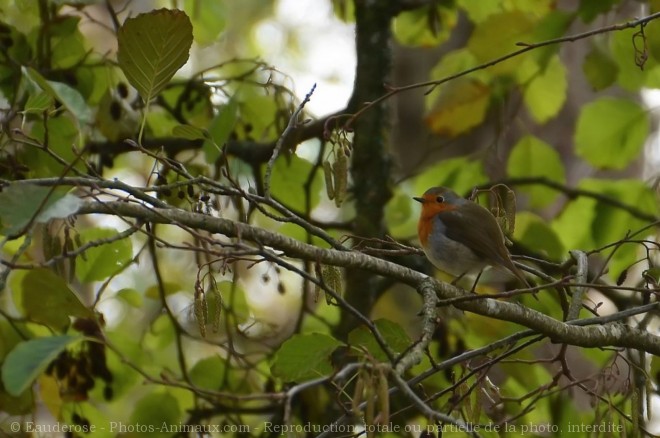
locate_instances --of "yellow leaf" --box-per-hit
[425,79,490,137]
[39,375,62,417]
[467,11,536,74]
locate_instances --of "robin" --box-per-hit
[414,186,530,288]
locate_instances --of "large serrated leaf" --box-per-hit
[117,9,193,103]
[2,335,82,396]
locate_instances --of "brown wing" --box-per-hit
[438,203,516,270]
[440,203,530,286]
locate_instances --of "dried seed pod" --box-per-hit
[321,265,343,304]
[377,369,390,425]
[333,148,348,208]
[194,289,208,338]
[323,160,335,200]
[352,372,365,418]
[503,186,517,237]
[211,285,222,334]
[364,372,375,437]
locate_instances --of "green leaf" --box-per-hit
[580,179,659,279]
[238,89,279,140]
[551,179,658,280]
[651,354,660,384]
[145,282,183,299]
[266,155,323,212]
[467,11,535,73]
[172,124,208,141]
[523,12,573,67]
[646,18,660,63]
[51,23,86,69]
[393,6,457,47]
[429,49,490,85]
[608,28,660,91]
[348,319,411,362]
[23,91,53,114]
[455,0,502,22]
[22,269,92,330]
[189,356,225,389]
[144,314,176,350]
[129,391,181,438]
[551,197,596,252]
[574,98,649,170]
[0,386,33,415]
[22,67,93,123]
[579,179,657,245]
[507,135,565,208]
[271,333,343,382]
[413,157,487,197]
[582,46,618,91]
[425,79,490,137]
[203,98,238,162]
[116,288,143,308]
[51,82,93,124]
[500,359,553,397]
[385,189,416,239]
[183,0,226,45]
[75,228,133,283]
[28,116,83,175]
[1,335,82,396]
[523,55,567,123]
[514,212,565,260]
[0,185,82,236]
[578,0,618,23]
[117,9,193,103]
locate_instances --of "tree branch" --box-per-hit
[482,177,659,223]
[86,111,335,166]
[75,201,660,356]
[345,11,660,127]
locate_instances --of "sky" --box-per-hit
[253,0,355,116]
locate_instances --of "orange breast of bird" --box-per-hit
[417,195,456,249]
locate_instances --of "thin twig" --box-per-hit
[264,83,317,198]
[345,11,660,128]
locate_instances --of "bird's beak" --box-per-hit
[413,196,424,203]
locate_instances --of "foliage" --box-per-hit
[0,1,658,437]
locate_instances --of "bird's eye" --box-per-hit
[436,196,444,203]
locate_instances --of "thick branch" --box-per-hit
[86,116,332,165]
[340,0,396,335]
[75,201,660,355]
